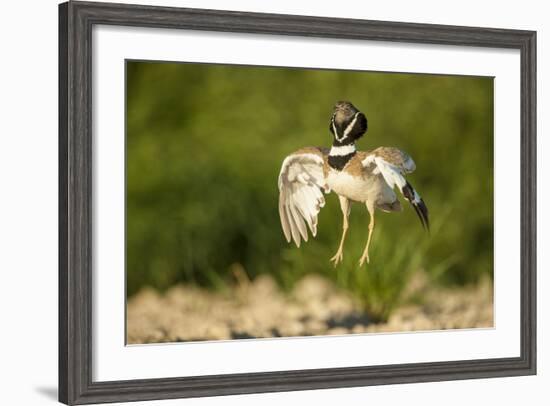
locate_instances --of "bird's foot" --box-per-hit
[330,249,344,267]
[358,253,370,267]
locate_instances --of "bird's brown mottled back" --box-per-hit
[371,147,414,171]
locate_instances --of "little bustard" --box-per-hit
[278,101,429,266]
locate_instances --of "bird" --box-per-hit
[277,101,429,267]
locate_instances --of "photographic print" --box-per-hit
[59,4,536,403]
[125,61,494,344]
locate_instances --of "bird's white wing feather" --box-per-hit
[362,148,429,230]
[361,148,415,190]
[278,150,327,247]
[373,156,407,189]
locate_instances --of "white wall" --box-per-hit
[0,0,546,405]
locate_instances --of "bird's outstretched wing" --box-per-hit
[278,147,329,247]
[362,147,429,230]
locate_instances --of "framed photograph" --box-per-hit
[59,1,536,404]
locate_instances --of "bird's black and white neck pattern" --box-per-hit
[327,104,367,171]
[328,142,356,171]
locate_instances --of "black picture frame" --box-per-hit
[59,1,537,404]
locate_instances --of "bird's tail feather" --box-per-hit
[401,181,429,232]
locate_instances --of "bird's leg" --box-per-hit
[359,204,375,266]
[330,196,350,267]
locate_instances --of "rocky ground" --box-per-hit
[127,274,493,344]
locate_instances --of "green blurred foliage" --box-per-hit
[126,61,493,316]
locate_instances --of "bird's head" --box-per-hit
[329,101,368,145]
